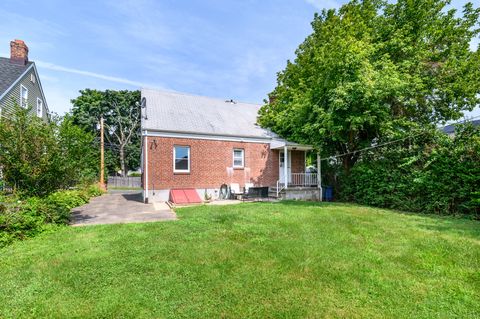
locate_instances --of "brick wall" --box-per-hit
[291,150,305,174]
[144,136,305,191]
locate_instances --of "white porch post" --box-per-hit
[284,145,288,189]
[317,152,323,201]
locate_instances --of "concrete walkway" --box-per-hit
[71,191,176,226]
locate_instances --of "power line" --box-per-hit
[320,115,480,161]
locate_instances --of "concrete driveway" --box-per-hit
[71,191,176,226]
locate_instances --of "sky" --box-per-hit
[0,0,479,118]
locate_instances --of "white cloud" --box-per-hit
[305,0,341,10]
[35,60,164,89]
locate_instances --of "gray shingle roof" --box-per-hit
[141,88,278,139]
[0,57,33,97]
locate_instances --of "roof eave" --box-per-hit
[0,63,34,101]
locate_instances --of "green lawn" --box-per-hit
[1,202,479,318]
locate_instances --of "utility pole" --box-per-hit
[99,117,106,191]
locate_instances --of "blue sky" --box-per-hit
[0,0,478,118]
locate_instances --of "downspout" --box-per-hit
[144,130,149,203]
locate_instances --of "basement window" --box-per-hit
[174,145,190,173]
[233,149,244,168]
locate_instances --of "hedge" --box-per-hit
[340,124,480,217]
[0,185,104,247]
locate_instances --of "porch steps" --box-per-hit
[269,187,283,199]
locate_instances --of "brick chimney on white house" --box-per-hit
[10,39,29,65]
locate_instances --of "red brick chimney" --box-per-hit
[10,39,29,65]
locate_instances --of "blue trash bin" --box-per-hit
[324,186,333,202]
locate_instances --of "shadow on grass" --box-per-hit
[253,200,480,240]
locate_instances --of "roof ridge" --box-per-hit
[141,87,262,106]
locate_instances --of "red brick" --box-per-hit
[143,136,305,190]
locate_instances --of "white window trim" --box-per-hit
[173,145,190,173]
[36,98,43,117]
[20,85,28,108]
[233,148,245,168]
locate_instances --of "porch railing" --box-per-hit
[276,173,318,197]
[290,173,318,187]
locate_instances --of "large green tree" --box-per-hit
[0,105,96,196]
[71,89,141,176]
[258,0,480,173]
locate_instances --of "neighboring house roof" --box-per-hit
[443,119,480,134]
[0,57,33,97]
[141,88,277,139]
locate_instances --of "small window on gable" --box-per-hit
[36,98,43,117]
[30,73,36,84]
[20,85,28,108]
[174,145,190,173]
[233,149,244,168]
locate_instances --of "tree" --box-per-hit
[0,105,96,196]
[71,89,141,176]
[57,114,98,186]
[258,0,480,173]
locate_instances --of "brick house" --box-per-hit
[140,89,321,203]
[0,39,49,121]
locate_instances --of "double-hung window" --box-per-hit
[174,145,190,173]
[36,98,43,117]
[20,85,28,108]
[233,149,244,168]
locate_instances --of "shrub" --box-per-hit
[339,125,480,217]
[0,185,104,247]
[0,106,97,197]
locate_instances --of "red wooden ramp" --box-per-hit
[169,188,202,204]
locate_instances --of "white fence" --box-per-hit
[107,176,141,188]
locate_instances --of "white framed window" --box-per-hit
[233,148,244,168]
[36,98,43,117]
[20,85,28,108]
[174,145,190,173]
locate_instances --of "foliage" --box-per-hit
[0,106,60,195]
[0,185,104,247]
[57,114,98,187]
[71,89,141,176]
[0,106,97,196]
[1,202,479,317]
[340,124,480,216]
[258,0,480,172]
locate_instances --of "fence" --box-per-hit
[107,176,142,189]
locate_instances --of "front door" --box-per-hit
[279,150,291,185]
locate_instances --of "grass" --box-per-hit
[0,202,479,318]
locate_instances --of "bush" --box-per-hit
[0,106,98,197]
[339,124,480,217]
[0,185,105,247]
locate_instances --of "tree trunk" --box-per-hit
[342,153,359,176]
[120,145,126,177]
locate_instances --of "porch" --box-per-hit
[270,140,322,200]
